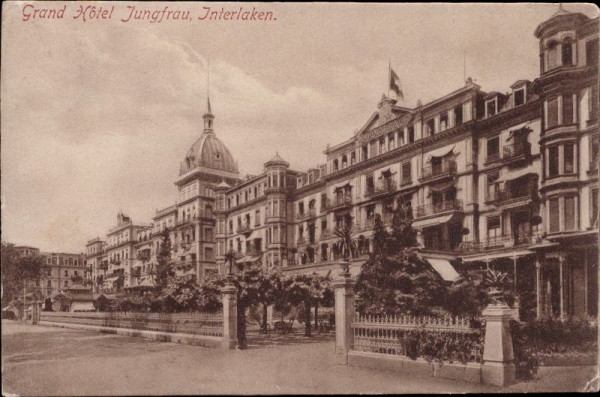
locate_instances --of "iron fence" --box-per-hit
[351,313,483,364]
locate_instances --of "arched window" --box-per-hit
[547,40,559,70]
[562,37,574,66]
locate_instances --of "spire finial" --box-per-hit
[203,58,215,133]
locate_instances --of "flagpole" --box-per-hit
[388,59,391,98]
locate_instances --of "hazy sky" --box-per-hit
[1,2,598,252]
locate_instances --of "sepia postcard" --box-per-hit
[1,1,599,395]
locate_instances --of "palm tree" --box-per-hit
[334,218,358,273]
[224,250,237,276]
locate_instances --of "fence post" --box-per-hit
[481,301,516,386]
[220,278,238,350]
[332,261,356,364]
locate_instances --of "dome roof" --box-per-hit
[180,132,238,175]
[179,98,239,176]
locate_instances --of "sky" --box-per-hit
[1,2,598,253]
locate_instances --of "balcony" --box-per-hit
[245,247,263,257]
[485,185,535,206]
[328,196,353,211]
[503,142,531,161]
[319,228,334,240]
[365,180,397,198]
[415,200,463,218]
[422,239,460,252]
[419,160,457,182]
[297,209,317,221]
[457,232,543,253]
[237,223,252,235]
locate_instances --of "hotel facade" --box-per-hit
[86,8,598,320]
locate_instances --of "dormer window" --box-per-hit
[562,37,574,66]
[486,98,497,118]
[514,88,526,107]
[350,152,356,165]
[333,159,339,172]
[341,155,348,169]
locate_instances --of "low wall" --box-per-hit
[40,311,224,348]
[348,351,482,384]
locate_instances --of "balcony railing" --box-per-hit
[503,142,531,160]
[456,232,543,253]
[485,186,534,204]
[329,196,353,210]
[319,228,334,240]
[237,223,252,235]
[419,160,456,182]
[297,209,317,221]
[297,237,307,246]
[359,218,375,230]
[422,239,459,252]
[365,180,397,198]
[415,200,463,218]
[245,247,263,256]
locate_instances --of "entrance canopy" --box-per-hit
[426,258,460,282]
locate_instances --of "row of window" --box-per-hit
[544,36,598,73]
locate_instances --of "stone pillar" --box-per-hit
[221,280,238,350]
[481,303,516,386]
[332,262,356,365]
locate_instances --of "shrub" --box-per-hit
[510,318,598,380]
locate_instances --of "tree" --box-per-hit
[334,216,358,262]
[155,229,175,290]
[283,272,330,336]
[354,211,448,316]
[1,242,44,308]
[256,268,284,331]
[159,274,201,313]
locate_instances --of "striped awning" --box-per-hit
[426,258,460,282]
[412,213,455,229]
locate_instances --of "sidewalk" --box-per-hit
[2,320,597,395]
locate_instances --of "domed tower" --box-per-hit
[173,97,241,282]
[264,153,290,270]
[532,5,598,320]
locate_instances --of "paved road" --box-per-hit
[1,320,597,395]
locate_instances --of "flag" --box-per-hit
[389,67,403,100]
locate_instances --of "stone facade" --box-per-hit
[85,7,598,320]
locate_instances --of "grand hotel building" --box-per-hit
[86,8,598,321]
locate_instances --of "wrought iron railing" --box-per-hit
[485,186,534,203]
[415,200,463,217]
[329,196,353,210]
[503,142,531,159]
[420,160,457,181]
[297,209,317,221]
[319,228,334,240]
[351,313,483,364]
[365,180,397,197]
[237,223,252,234]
